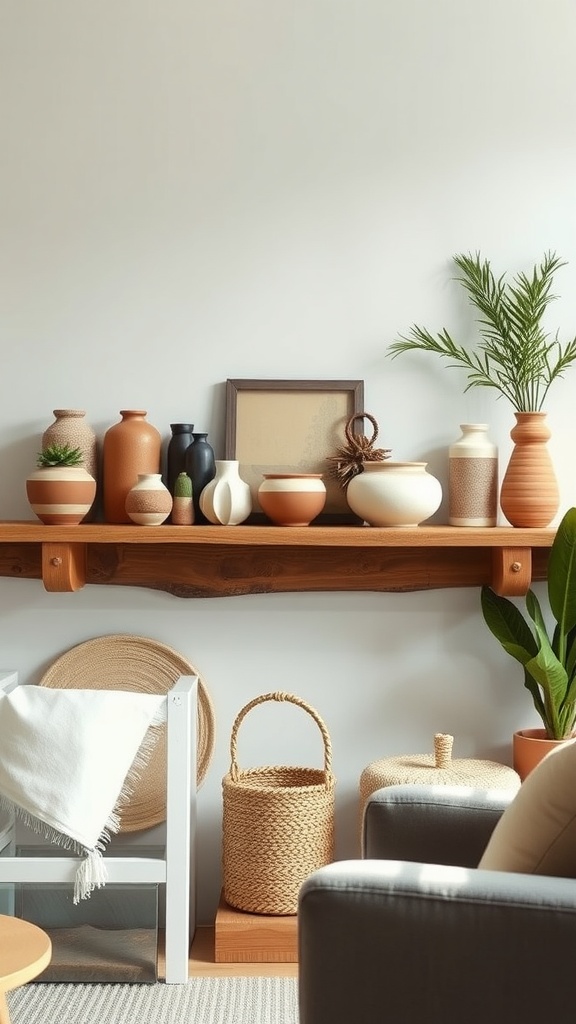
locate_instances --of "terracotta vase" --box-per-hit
[125,473,172,526]
[346,462,442,527]
[199,460,252,526]
[512,728,569,781]
[258,474,326,526]
[103,410,162,524]
[26,466,97,525]
[500,412,559,528]
[171,472,194,526]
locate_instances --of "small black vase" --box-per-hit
[166,423,194,498]
[185,432,216,524]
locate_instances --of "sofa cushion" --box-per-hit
[478,738,576,876]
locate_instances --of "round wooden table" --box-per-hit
[0,915,51,1024]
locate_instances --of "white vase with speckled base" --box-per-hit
[449,423,498,527]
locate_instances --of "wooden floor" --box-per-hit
[159,927,298,979]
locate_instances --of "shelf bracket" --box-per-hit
[491,546,532,597]
[41,543,87,593]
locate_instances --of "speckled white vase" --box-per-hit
[346,462,442,527]
[199,460,252,526]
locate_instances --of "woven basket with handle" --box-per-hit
[222,691,336,915]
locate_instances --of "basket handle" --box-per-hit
[229,691,333,783]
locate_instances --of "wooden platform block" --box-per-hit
[214,894,298,963]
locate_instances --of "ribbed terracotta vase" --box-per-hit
[103,410,162,524]
[500,412,559,528]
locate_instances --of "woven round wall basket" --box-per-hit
[359,733,520,845]
[39,634,216,833]
[222,691,336,916]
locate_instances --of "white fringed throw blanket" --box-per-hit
[0,685,166,902]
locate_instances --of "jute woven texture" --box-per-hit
[39,634,216,832]
[222,691,335,915]
[358,733,520,846]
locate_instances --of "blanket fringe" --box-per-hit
[74,847,108,904]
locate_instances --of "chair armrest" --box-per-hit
[298,859,576,1024]
[363,783,516,866]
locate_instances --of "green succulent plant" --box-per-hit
[388,251,576,412]
[37,443,84,468]
[481,506,576,740]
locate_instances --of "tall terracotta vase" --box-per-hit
[500,412,559,528]
[103,410,162,524]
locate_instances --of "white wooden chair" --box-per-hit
[0,670,196,984]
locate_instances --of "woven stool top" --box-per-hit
[360,733,520,791]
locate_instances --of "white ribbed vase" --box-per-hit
[199,460,252,526]
[346,462,442,527]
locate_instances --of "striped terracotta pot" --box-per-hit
[26,467,97,525]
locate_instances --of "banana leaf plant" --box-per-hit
[481,506,576,739]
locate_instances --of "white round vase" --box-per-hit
[346,462,442,527]
[125,473,172,526]
[199,460,252,526]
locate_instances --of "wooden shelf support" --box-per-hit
[41,542,87,593]
[491,547,533,597]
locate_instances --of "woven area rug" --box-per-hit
[8,977,299,1024]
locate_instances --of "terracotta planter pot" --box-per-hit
[26,467,97,525]
[500,412,559,527]
[512,728,570,781]
[258,474,326,527]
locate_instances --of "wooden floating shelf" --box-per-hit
[0,520,554,598]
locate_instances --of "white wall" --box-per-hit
[1,0,576,923]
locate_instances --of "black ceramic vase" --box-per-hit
[185,432,216,524]
[166,423,194,498]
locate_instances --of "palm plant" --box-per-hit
[481,506,576,740]
[388,251,576,411]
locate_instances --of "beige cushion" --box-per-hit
[479,738,576,876]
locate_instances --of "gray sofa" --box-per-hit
[298,783,576,1024]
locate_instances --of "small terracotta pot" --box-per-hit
[512,728,570,781]
[258,474,326,527]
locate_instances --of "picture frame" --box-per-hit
[225,378,365,524]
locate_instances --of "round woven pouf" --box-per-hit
[358,733,520,849]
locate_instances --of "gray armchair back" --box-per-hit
[298,784,576,1024]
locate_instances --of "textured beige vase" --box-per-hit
[42,409,98,481]
[500,412,559,527]
[512,728,569,781]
